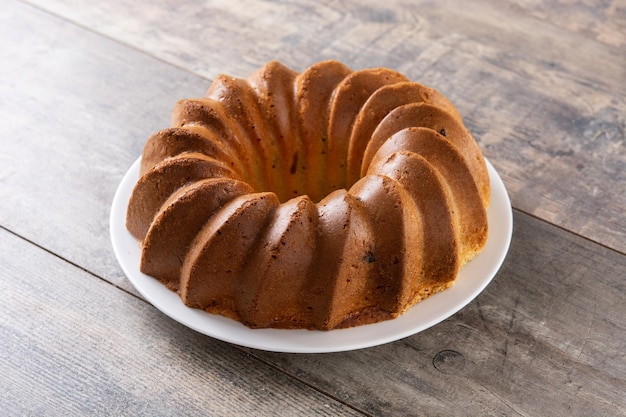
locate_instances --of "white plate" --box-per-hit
[111,157,512,353]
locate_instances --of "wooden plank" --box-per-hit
[0,227,364,416]
[0,1,210,293]
[395,0,626,256]
[24,0,626,253]
[246,211,626,416]
[496,0,626,48]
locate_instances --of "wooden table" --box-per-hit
[2,0,625,415]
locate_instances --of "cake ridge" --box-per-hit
[295,60,352,203]
[139,128,235,175]
[236,194,318,328]
[346,81,461,186]
[127,152,237,240]
[364,102,490,205]
[247,61,302,202]
[205,75,275,195]
[140,177,255,290]
[368,150,460,289]
[304,189,379,329]
[179,192,280,316]
[370,127,488,262]
[172,98,258,187]
[347,173,424,317]
[326,67,408,192]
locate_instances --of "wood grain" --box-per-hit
[498,0,626,48]
[24,0,626,253]
[0,1,209,294]
[2,0,626,415]
[0,227,363,416]
[248,211,626,416]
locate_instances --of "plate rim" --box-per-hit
[110,157,512,353]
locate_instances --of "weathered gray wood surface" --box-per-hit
[0,228,362,416]
[1,0,625,415]
[25,0,626,254]
[249,211,626,416]
[0,1,207,294]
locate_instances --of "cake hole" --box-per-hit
[248,136,356,204]
[364,251,376,263]
[289,152,298,175]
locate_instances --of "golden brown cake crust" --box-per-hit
[125,60,490,330]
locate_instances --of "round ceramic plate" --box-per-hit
[111,157,512,353]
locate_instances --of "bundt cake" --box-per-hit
[126,60,490,330]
